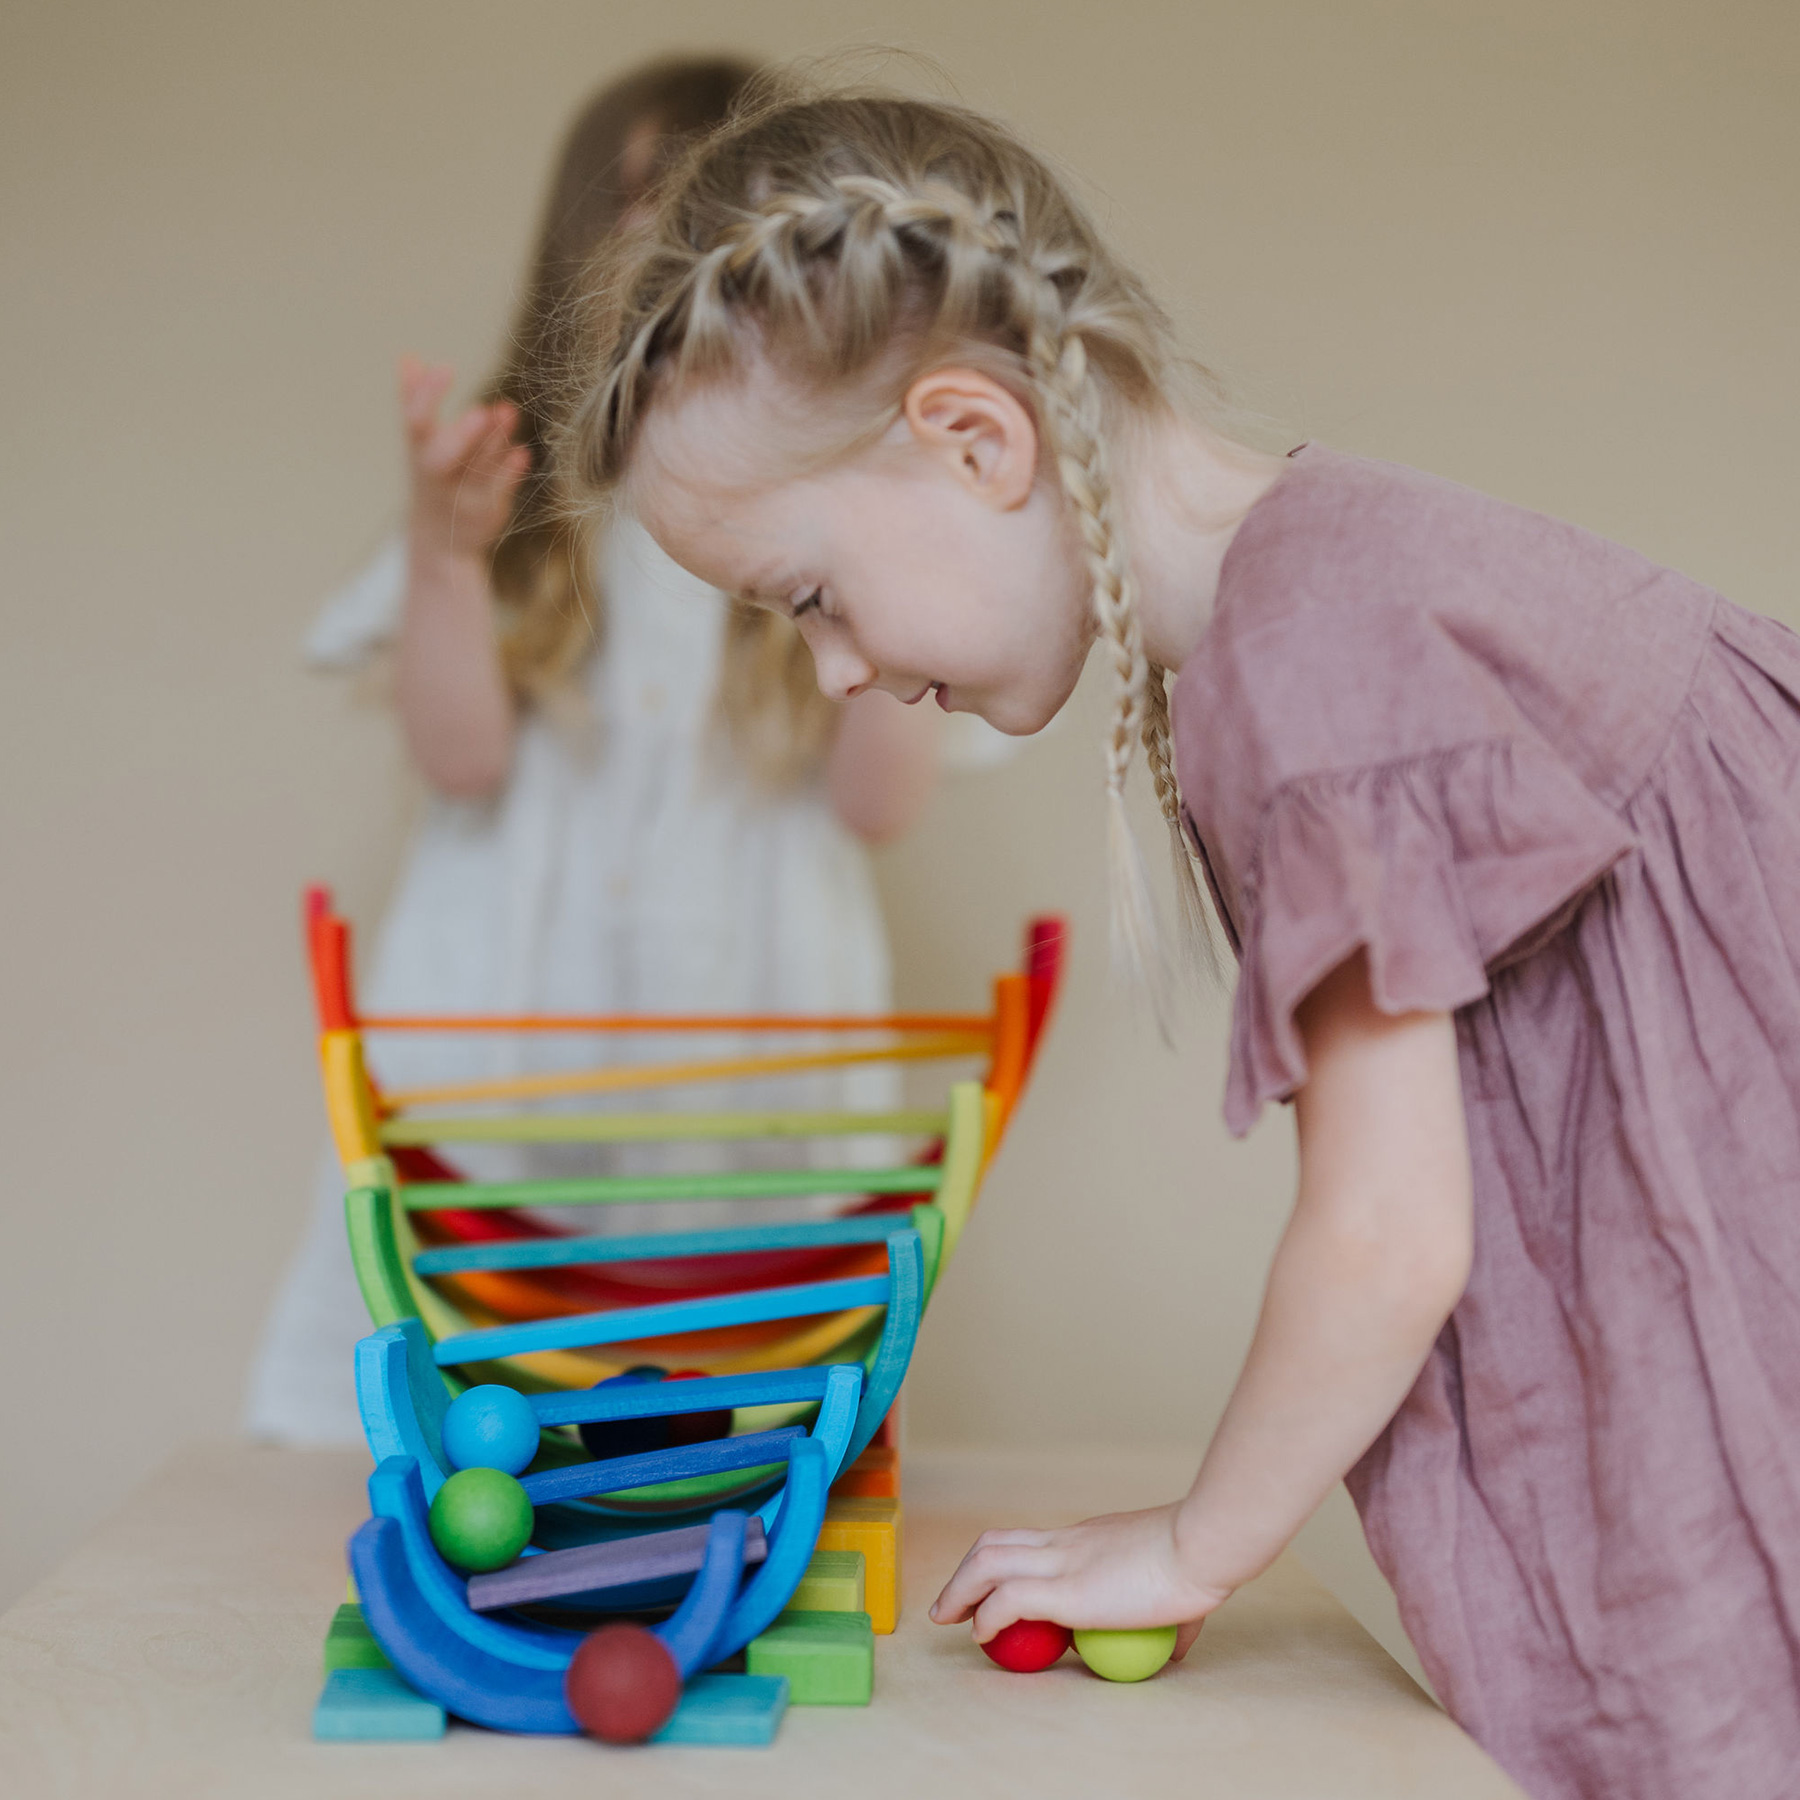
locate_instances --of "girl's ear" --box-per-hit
[902,369,1039,511]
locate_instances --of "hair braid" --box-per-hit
[1140,666,1215,969]
[1021,322,1162,981]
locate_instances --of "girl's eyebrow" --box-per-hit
[735,583,790,616]
[739,564,797,613]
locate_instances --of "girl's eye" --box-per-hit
[793,589,823,619]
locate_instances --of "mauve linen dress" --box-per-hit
[1172,444,1800,1800]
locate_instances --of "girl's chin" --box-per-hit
[961,690,1063,737]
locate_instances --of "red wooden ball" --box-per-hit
[564,1624,683,1743]
[981,1618,1074,1673]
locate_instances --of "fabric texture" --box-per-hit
[249,518,913,1444]
[1173,445,1800,1800]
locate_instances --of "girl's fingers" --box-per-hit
[465,427,531,511]
[470,409,523,477]
[929,1525,1051,1616]
[939,1534,1054,1590]
[930,1540,1058,1623]
[420,404,499,476]
[970,1579,1061,1643]
[399,358,455,442]
[495,443,533,498]
[1172,1618,1206,1661]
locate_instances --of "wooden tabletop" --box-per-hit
[0,1442,1522,1799]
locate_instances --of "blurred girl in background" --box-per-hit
[247,55,956,1443]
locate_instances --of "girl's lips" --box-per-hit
[933,684,951,711]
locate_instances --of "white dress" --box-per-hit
[246,519,1013,1444]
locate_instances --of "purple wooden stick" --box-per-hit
[465,1518,769,1613]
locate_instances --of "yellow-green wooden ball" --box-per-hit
[1072,1625,1178,1682]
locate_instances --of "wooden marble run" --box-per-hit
[303,886,1065,1746]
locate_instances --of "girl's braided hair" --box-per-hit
[563,83,1209,976]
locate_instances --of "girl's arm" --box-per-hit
[930,949,1472,1649]
[392,356,531,800]
[827,688,943,843]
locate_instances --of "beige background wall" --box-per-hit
[4,0,1796,1687]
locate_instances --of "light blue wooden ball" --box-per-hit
[442,1384,539,1476]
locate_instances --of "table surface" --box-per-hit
[0,1442,1523,1800]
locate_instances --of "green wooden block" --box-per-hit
[787,1548,865,1614]
[313,1667,445,1741]
[323,1602,391,1673]
[746,1608,873,1705]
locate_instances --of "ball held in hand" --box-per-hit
[1072,1624,1179,1682]
[981,1617,1074,1672]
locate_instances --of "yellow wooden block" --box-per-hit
[831,1443,899,1500]
[320,1031,382,1164]
[817,1496,900,1634]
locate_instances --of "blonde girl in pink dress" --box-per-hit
[548,81,1800,1800]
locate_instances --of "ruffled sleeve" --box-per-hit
[1174,447,1659,1136]
[1223,737,1635,1135]
[304,535,405,670]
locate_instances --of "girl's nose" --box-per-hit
[812,641,878,703]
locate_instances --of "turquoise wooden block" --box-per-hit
[650,1673,790,1746]
[313,1666,446,1741]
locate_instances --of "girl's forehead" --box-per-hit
[630,415,805,593]
[633,349,892,505]
[632,379,761,496]
[640,351,813,465]
[632,371,848,546]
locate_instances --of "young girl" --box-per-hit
[558,83,1800,1800]
[246,58,955,1444]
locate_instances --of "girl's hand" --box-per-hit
[399,354,532,561]
[929,1503,1232,1661]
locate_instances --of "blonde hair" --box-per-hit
[480,54,836,786]
[562,82,1208,972]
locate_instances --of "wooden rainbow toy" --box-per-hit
[303,886,1066,1745]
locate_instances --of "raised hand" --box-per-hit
[928,1502,1229,1661]
[399,354,532,561]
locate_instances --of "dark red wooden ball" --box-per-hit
[564,1623,683,1743]
[576,1367,667,1462]
[981,1618,1074,1673]
[661,1370,734,1448]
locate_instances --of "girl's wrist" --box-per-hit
[1168,1493,1255,1606]
[404,527,488,588]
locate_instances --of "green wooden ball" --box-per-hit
[1072,1625,1178,1683]
[427,1467,533,1572]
